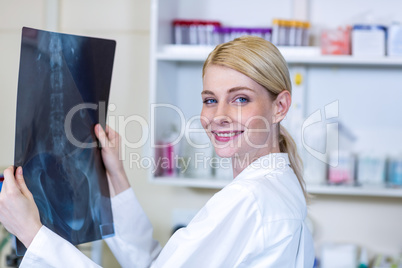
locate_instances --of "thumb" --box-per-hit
[15,167,32,198]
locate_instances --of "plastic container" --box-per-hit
[219,27,233,43]
[272,19,310,46]
[261,28,273,41]
[173,19,189,45]
[230,27,249,40]
[352,24,386,57]
[357,153,386,185]
[272,19,281,45]
[205,21,221,46]
[328,151,356,185]
[302,22,311,46]
[155,125,181,177]
[321,26,351,55]
[387,155,402,186]
[282,20,292,46]
[288,20,298,46]
[172,19,221,45]
[295,21,305,46]
[188,20,199,45]
[387,23,402,56]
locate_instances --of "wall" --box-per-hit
[0,1,401,267]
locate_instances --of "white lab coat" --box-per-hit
[20,153,315,267]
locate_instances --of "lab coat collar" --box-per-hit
[235,153,291,180]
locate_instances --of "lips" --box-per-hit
[211,130,244,142]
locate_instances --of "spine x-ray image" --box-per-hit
[14,27,116,255]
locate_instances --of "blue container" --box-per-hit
[388,159,402,186]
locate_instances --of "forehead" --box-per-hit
[203,65,267,95]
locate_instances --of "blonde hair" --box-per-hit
[203,36,308,202]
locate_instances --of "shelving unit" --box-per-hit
[149,0,402,198]
[157,45,402,66]
[152,177,402,198]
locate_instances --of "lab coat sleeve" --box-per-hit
[20,225,101,268]
[105,188,162,268]
[151,184,263,268]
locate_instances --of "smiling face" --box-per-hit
[201,64,280,161]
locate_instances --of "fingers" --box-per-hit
[106,125,119,140]
[15,167,32,199]
[95,124,109,148]
[2,166,19,192]
[95,124,120,146]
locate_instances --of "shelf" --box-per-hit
[157,45,402,66]
[306,184,402,198]
[151,177,230,189]
[151,177,402,197]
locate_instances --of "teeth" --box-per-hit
[216,132,238,137]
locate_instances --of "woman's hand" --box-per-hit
[95,124,130,196]
[0,166,42,248]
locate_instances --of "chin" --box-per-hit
[214,147,239,159]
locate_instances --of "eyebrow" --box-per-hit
[201,86,255,95]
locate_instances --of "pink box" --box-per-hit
[321,26,351,55]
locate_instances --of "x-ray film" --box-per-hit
[14,27,116,255]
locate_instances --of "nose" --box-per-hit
[213,103,232,125]
[213,115,231,125]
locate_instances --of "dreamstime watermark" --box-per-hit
[62,100,340,166]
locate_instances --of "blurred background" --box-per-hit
[0,0,401,267]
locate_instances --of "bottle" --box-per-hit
[302,21,311,46]
[156,125,180,177]
[272,19,281,45]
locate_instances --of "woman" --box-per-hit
[0,36,314,267]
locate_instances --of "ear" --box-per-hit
[273,90,291,124]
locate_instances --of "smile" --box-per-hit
[212,131,244,141]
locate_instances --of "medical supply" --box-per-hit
[173,19,189,45]
[213,27,230,44]
[173,20,273,46]
[155,125,180,177]
[321,26,351,55]
[387,23,402,56]
[387,155,402,186]
[289,20,306,46]
[320,243,358,268]
[173,19,221,45]
[373,254,402,268]
[272,19,310,46]
[357,153,386,185]
[328,151,356,185]
[302,21,311,46]
[271,19,281,45]
[352,24,387,57]
[213,27,272,44]
[359,248,368,268]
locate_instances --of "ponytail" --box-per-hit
[279,126,309,202]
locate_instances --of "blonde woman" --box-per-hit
[0,36,314,267]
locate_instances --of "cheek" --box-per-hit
[241,108,274,139]
[242,104,273,126]
[200,108,210,130]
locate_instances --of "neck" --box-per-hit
[231,144,281,178]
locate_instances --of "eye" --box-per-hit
[234,97,248,103]
[203,99,217,104]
